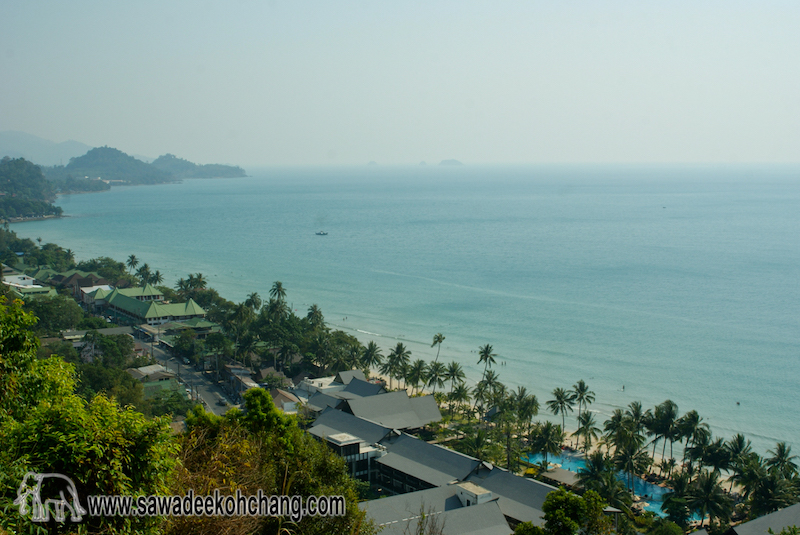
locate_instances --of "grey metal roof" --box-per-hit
[306,392,344,413]
[377,433,481,487]
[466,466,556,525]
[334,370,366,385]
[361,488,511,535]
[344,391,441,430]
[341,378,384,397]
[730,503,800,535]
[309,408,392,445]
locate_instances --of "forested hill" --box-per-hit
[0,157,63,220]
[40,147,247,189]
[46,146,173,185]
[151,153,246,178]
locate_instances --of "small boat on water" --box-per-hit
[316,231,328,235]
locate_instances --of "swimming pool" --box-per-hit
[524,452,670,516]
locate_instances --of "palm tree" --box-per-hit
[547,387,576,431]
[653,400,679,464]
[464,429,491,461]
[270,281,286,302]
[731,453,767,501]
[574,411,601,452]
[766,442,798,478]
[431,333,445,363]
[126,254,139,273]
[688,470,732,527]
[361,341,383,373]
[614,435,651,493]
[531,421,565,468]
[749,471,797,517]
[661,471,692,528]
[407,360,428,394]
[245,292,262,312]
[572,379,595,425]
[136,263,151,285]
[426,361,446,394]
[306,304,324,329]
[384,343,411,390]
[725,433,753,491]
[678,409,709,464]
[513,387,539,436]
[449,383,471,417]
[477,344,496,382]
[152,270,164,285]
[444,361,465,395]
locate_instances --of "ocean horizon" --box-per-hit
[12,164,800,456]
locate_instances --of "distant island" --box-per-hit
[41,147,246,191]
[151,153,246,179]
[0,144,247,220]
[439,159,463,166]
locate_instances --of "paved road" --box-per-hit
[151,347,233,416]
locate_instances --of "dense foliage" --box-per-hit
[0,157,62,220]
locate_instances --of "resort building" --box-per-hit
[360,483,513,535]
[86,285,205,325]
[2,273,58,300]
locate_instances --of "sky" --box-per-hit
[2,1,799,166]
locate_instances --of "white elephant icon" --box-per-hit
[13,472,86,523]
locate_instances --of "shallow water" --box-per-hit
[14,164,800,455]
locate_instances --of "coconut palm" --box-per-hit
[152,270,164,285]
[749,471,797,517]
[361,341,383,372]
[426,361,446,394]
[767,442,798,479]
[574,411,601,452]
[269,281,286,301]
[730,453,767,501]
[572,379,595,425]
[477,344,496,381]
[136,263,151,284]
[306,304,324,329]
[531,421,565,468]
[245,292,262,312]
[431,333,445,363]
[464,429,491,461]
[653,400,680,464]
[725,434,753,491]
[687,470,732,527]
[513,387,539,436]
[444,361,465,395]
[449,383,471,417]
[678,409,709,463]
[126,254,139,273]
[661,471,692,528]
[614,434,652,493]
[547,387,576,431]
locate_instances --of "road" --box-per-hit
[151,346,233,417]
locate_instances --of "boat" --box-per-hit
[316,231,328,236]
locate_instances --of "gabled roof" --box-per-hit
[334,370,366,385]
[340,378,385,398]
[342,391,441,430]
[466,466,555,525]
[116,283,163,298]
[360,486,511,535]
[729,503,800,535]
[377,433,482,487]
[307,392,344,413]
[310,407,392,445]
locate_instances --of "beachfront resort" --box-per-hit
[2,231,799,535]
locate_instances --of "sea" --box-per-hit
[12,164,800,456]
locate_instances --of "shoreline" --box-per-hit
[11,180,795,459]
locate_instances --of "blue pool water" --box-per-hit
[524,452,669,516]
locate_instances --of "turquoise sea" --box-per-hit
[12,165,800,455]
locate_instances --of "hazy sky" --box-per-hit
[2,1,799,166]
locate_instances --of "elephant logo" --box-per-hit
[13,472,86,523]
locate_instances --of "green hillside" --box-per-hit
[151,153,246,178]
[0,157,62,220]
